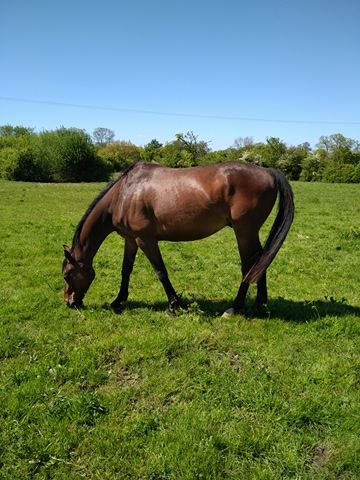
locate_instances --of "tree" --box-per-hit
[233,136,254,149]
[142,139,163,162]
[92,127,115,146]
[37,128,110,182]
[174,131,210,165]
[262,137,287,167]
[316,133,359,153]
[300,154,324,182]
[277,146,308,180]
[316,134,360,164]
[0,124,34,137]
[97,140,142,171]
[298,142,311,153]
[151,132,211,168]
[244,137,287,168]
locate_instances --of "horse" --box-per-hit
[62,161,294,316]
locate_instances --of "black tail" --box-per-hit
[243,169,295,283]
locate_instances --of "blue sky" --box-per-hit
[1,0,359,149]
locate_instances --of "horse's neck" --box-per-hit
[74,197,114,265]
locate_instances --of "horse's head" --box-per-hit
[62,245,95,308]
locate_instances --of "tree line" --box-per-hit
[1,125,359,183]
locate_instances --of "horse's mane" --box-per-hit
[72,164,136,247]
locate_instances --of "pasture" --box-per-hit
[0,178,359,479]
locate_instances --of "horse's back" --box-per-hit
[112,162,277,241]
[122,161,274,197]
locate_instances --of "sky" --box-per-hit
[1,0,360,150]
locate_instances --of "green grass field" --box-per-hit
[0,179,359,479]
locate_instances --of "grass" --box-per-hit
[0,179,359,479]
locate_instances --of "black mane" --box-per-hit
[72,164,136,247]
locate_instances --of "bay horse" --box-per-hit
[62,162,294,316]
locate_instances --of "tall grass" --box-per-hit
[0,180,359,479]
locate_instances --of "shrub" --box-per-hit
[350,163,360,183]
[97,141,142,172]
[12,148,46,181]
[199,148,240,165]
[0,135,45,181]
[0,147,19,179]
[0,127,111,182]
[300,155,323,182]
[36,128,111,182]
[142,139,163,162]
[322,161,359,183]
[277,147,308,180]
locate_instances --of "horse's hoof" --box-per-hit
[67,299,84,309]
[111,301,125,314]
[252,303,270,318]
[221,307,244,318]
[167,297,180,317]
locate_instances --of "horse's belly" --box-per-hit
[155,212,227,241]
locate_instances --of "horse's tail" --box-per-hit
[243,168,295,283]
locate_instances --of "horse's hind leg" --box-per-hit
[136,238,179,315]
[111,237,138,312]
[255,271,268,307]
[223,229,266,316]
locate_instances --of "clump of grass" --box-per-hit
[341,225,360,239]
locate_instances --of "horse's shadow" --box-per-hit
[253,297,359,322]
[101,296,360,322]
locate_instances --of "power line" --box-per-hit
[1,95,360,126]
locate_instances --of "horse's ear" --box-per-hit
[63,245,76,265]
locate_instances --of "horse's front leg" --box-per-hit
[137,237,179,315]
[111,237,138,312]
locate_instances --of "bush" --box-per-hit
[0,147,19,179]
[0,127,111,182]
[201,148,240,165]
[36,128,111,182]
[322,161,359,183]
[97,141,142,172]
[277,147,308,180]
[350,163,360,183]
[12,148,46,181]
[0,134,45,181]
[300,155,323,182]
[142,139,163,162]
[0,147,47,182]
[239,149,264,166]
